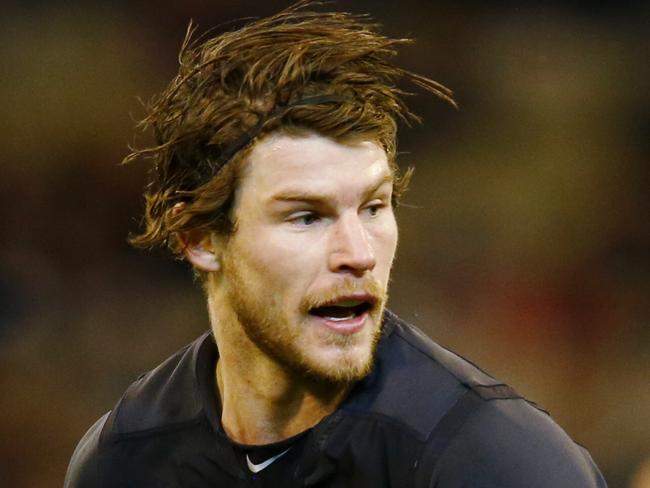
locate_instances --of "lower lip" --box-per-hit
[312,311,369,335]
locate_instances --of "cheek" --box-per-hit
[372,217,399,263]
[237,227,324,286]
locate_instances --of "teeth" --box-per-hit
[325,314,355,322]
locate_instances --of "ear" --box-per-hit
[172,202,222,272]
[182,231,222,272]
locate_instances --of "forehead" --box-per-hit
[240,131,391,196]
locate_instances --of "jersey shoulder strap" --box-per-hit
[413,383,522,487]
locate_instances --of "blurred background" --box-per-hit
[1,0,648,486]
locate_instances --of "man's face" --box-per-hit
[219,131,398,384]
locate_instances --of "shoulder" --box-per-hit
[353,311,606,487]
[64,412,109,487]
[64,332,214,486]
[110,331,212,434]
[428,396,607,487]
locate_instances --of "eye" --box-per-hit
[367,205,380,217]
[363,201,386,218]
[288,211,321,226]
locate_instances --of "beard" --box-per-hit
[221,251,387,385]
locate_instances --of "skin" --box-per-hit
[185,130,399,445]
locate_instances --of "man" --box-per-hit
[66,2,606,486]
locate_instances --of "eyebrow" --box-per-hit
[270,173,394,204]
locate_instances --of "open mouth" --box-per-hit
[309,299,374,322]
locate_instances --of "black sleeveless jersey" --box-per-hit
[65,310,607,487]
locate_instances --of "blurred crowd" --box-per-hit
[1,1,648,486]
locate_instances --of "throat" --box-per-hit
[216,358,351,445]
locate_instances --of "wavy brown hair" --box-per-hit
[124,0,455,255]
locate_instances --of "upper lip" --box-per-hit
[317,293,377,308]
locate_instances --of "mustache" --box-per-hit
[299,277,386,313]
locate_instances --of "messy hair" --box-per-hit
[124,0,455,255]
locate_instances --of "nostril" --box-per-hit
[337,264,363,275]
[330,247,376,274]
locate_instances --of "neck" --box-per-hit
[208,296,351,445]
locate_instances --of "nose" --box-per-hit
[328,213,376,275]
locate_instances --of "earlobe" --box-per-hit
[180,232,222,272]
[184,243,221,272]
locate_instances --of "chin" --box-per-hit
[300,359,373,385]
[298,337,378,385]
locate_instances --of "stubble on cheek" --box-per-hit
[220,240,390,383]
